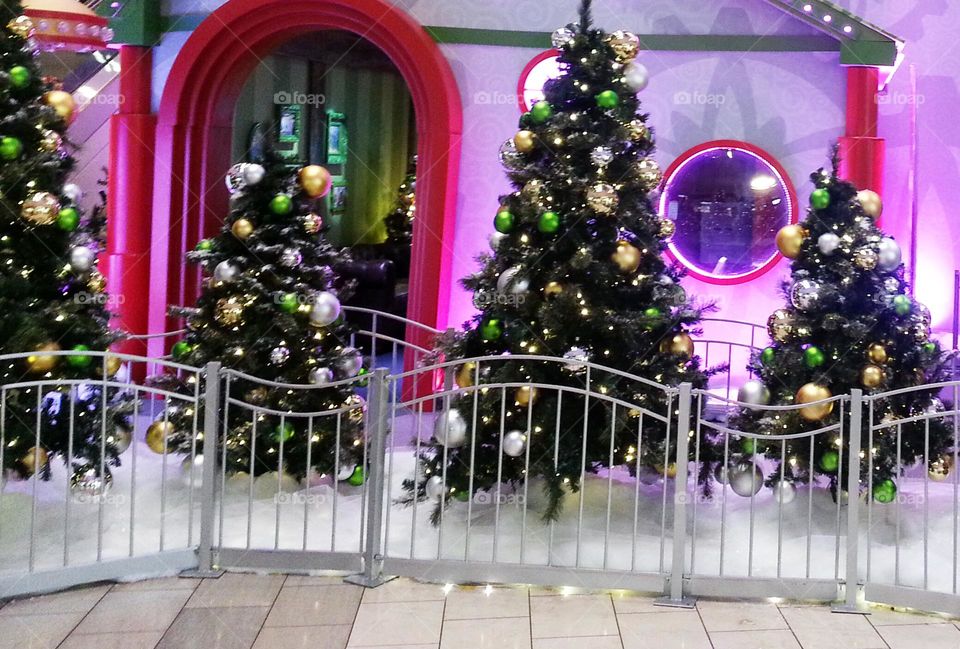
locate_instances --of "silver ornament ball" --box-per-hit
[551,25,576,49]
[71,468,112,499]
[497,266,529,296]
[624,61,650,91]
[62,183,84,203]
[502,430,527,457]
[242,163,265,186]
[737,380,771,407]
[425,475,446,502]
[591,146,614,167]
[213,260,240,283]
[772,479,796,505]
[562,347,590,374]
[270,346,290,365]
[280,247,302,267]
[70,245,95,273]
[790,278,822,311]
[336,346,363,378]
[729,462,764,497]
[433,409,468,447]
[309,367,334,385]
[309,291,341,327]
[489,232,507,251]
[817,232,840,255]
[877,237,902,272]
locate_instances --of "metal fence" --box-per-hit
[3,309,960,618]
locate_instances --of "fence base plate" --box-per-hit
[180,569,225,579]
[653,597,696,609]
[831,603,870,615]
[344,573,398,589]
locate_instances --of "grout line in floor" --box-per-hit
[52,584,114,649]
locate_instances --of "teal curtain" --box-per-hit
[324,67,413,246]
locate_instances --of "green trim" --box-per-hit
[160,13,208,34]
[424,26,551,49]
[841,40,899,66]
[108,0,162,46]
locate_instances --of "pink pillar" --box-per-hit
[839,67,886,223]
[107,46,156,365]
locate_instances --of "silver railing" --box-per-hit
[697,317,767,400]
[3,308,960,617]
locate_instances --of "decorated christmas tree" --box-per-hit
[381,156,416,275]
[158,157,367,484]
[731,150,953,504]
[0,6,130,489]
[409,0,713,520]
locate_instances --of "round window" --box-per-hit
[517,50,563,113]
[659,140,798,284]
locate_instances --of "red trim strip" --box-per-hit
[24,9,109,26]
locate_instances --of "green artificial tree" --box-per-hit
[159,158,367,483]
[730,151,953,504]
[381,156,416,276]
[0,5,130,488]
[408,0,713,520]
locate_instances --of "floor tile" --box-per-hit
[187,573,285,608]
[779,606,886,649]
[347,601,444,646]
[283,575,351,587]
[868,605,949,626]
[877,623,960,649]
[441,617,531,649]
[0,612,84,649]
[253,624,352,649]
[0,585,109,616]
[59,630,164,649]
[530,594,618,638]
[359,579,446,604]
[156,606,269,649]
[618,610,711,649]
[444,587,529,620]
[610,592,668,615]
[265,585,362,627]
[532,636,622,649]
[697,599,788,632]
[112,577,199,592]
[73,590,192,634]
[710,629,802,649]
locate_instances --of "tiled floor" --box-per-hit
[1,575,958,649]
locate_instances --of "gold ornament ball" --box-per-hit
[861,364,886,389]
[521,179,545,201]
[27,342,61,373]
[303,213,322,234]
[96,355,122,377]
[929,457,951,482]
[21,191,60,225]
[637,158,662,187]
[215,297,244,326]
[627,119,648,142]
[7,15,34,38]
[867,343,888,365]
[45,90,77,124]
[854,247,878,270]
[231,218,254,239]
[299,165,332,198]
[516,385,539,407]
[655,463,678,479]
[658,218,676,238]
[514,130,536,153]
[857,189,883,219]
[543,281,563,298]
[245,387,269,405]
[796,383,834,421]
[39,129,62,152]
[87,271,106,293]
[767,309,794,343]
[146,421,175,454]
[456,362,477,388]
[606,30,640,60]
[775,224,807,259]
[611,239,641,274]
[662,332,694,359]
[21,446,48,476]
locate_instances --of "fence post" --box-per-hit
[656,382,695,608]
[184,362,225,578]
[834,389,866,613]
[346,368,395,588]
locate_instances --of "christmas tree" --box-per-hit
[159,158,367,483]
[730,150,953,503]
[381,156,416,275]
[0,6,130,489]
[409,0,712,520]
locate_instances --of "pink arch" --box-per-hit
[150,0,462,356]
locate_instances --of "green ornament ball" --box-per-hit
[171,341,193,360]
[893,294,912,316]
[873,479,897,504]
[923,342,938,355]
[760,347,775,366]
[596,90,619,108]
[531,100,553,123]
[494,209,515,234]
[67,345,93,369]
[347,465,365,486]
[454,489,470,502]
[804,346,825,368]
[643,307,661,318]
[810,188,831,210]
[279,292,299,313]
[741,437,756,455]
[819,450,839,473]
[195,239,213,251]
[270,194,293,215]
[8,65,30,89]
[357,366,370,387]
[538,211,560,233]
[0,136,23,160]
[272,422,295,443]
[56,207,79,231]
[481,318,503,341]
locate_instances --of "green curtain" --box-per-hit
[324,66,413,246]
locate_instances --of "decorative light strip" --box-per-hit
[21,8,113,52]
